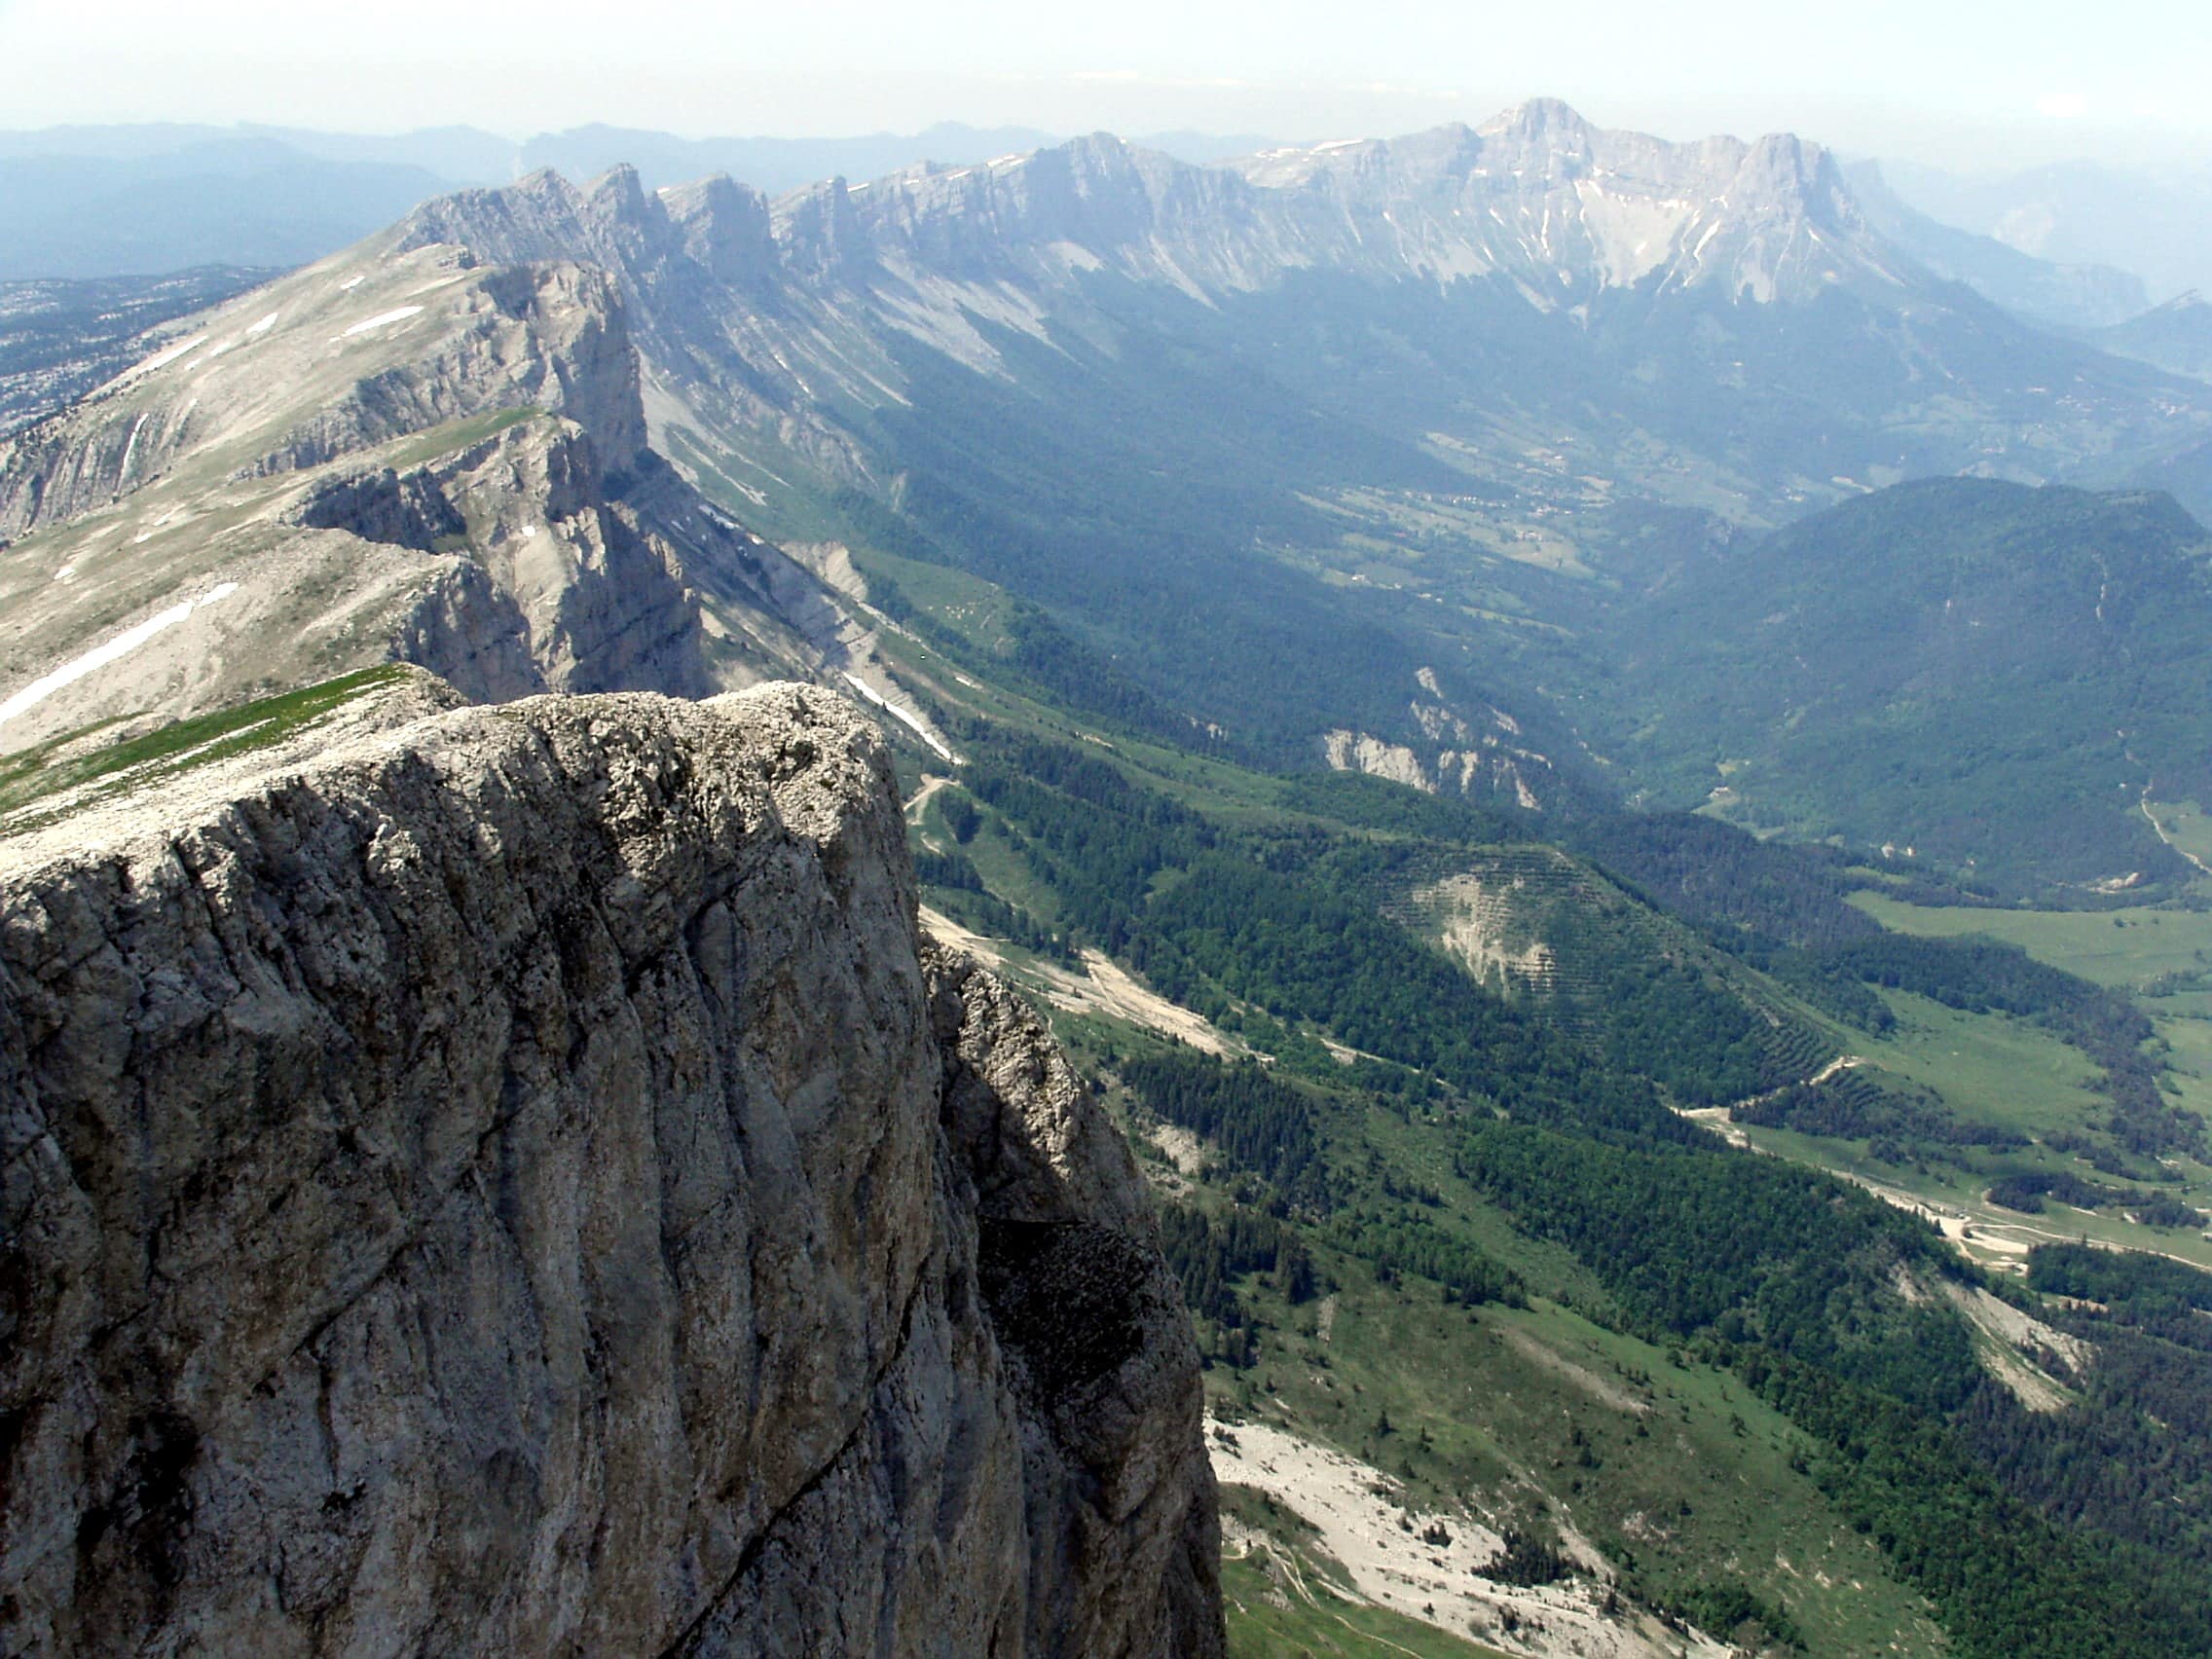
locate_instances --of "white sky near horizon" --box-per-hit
[1,0,2207,171]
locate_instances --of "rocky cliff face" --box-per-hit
[0,682,1222,1655]
[284,419,715,700]
[0,236,860,753]
[0,258,645,542]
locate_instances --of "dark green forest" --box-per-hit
[918,716,2212,1657]
[1604,480,2212,892]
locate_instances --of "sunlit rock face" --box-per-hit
[0,682,1222,1657]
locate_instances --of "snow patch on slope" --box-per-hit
[840,671,958,761]
[130,334,210,376]
[0,584,240,727]
[340,306,426,338]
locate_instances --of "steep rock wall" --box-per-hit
[0,683,1220,1655]
[0,260,645,542]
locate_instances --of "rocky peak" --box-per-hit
[660,174,778,288]
[585,161,653,224]
[1478,95,1596,150]
[1051,129,1144,187]
[769,175,874,280]
[405,166,601,266]
[1220,101,1907,302]
[398,166,664,282]
[1735,129,1853,215]
[1022,131,1192,232]
[506,165,581,220]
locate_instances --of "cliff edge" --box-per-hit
[0,682,1222,1655]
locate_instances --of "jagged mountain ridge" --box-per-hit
[387,99,1987,489]
[1225,101,1907,303]
[289,98,2201,807]
[379,97,2208,404]
[777,98,1902,303]
[9,100,2212,823]
[442,99,1911,308]
[376,100,2212,673]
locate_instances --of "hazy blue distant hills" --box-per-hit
[1879,156,2212,305]
[0,121,1285,280]
[1843,160,2149,328]
[0,122,513,178]
[0,143,457,279]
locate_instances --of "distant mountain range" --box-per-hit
[2092,290,2212,382]
[0,118,1281,195]
[1878,155,2212,306]
[7,112,2205,333]
[9,99,2212,890]
[1842,160,2149,328]
[381,102,2212,533]
[0,142,455,282]
[0,121,1274,280]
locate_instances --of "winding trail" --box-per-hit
[904,773,951,824]
[2139,790,2212,877]
[1702,1053,1866,1133]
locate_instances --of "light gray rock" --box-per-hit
[0,259,645,542]
[0,682,1221,1656]
[0,244,843,753]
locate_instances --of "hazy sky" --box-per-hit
[4,0,2208,169]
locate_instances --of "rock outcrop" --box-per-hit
[0,682,1222,1655]
[285,419,715,701]
[0,260,645,543]
[0,244,842,753]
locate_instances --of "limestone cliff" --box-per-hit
[0,247,852,755]
[0,682,1222,1655]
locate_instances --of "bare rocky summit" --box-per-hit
[0,681,1222,1655]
